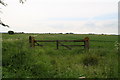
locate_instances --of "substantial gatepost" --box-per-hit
[29,36,35,47]
[84,37,89,49]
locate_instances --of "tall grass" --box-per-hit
[2,33,118,78]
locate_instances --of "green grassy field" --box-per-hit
[1,33,119,78]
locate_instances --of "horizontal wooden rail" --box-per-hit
[90,40,114,42]
[60,45,85,46]
[35,40,85,42]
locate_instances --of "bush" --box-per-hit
[8,31,14,34]
[82,55,99,66]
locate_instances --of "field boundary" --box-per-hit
[29,36,89,50]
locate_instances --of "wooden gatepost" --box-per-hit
[84,37,89,49]
[29,36,35,47]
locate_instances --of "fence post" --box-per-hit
[29,36,32,47]
[84,37,89,49]
[56,40,59,49]
[29,36,35,47]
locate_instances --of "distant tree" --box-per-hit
[0,0,26,27]
[8,31,14,34]
[69,32,74,34]
[22,32,24,34]
[66,32,73,34]
[89,33,95,35]
[101,33,104,35]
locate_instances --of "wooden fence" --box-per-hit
[29,36,89,50]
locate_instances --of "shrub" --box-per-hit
[8,31,14,35]
[82,55,99,66]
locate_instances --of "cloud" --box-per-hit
[0,0,118,34]
[48,17,88,21]
[82,19,118,34]
[92,13,117,20]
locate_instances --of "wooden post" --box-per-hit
[84,37,89,49]
[56,40,59,49]
[29,36,35,47]
[29,36,32,47]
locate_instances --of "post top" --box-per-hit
[84,37,89,40]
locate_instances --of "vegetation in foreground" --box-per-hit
[2,33,119,78]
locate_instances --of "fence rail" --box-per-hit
[29,36,89,50]
[90,40,114,42]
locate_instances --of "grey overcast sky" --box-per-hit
[0,0,119,34]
